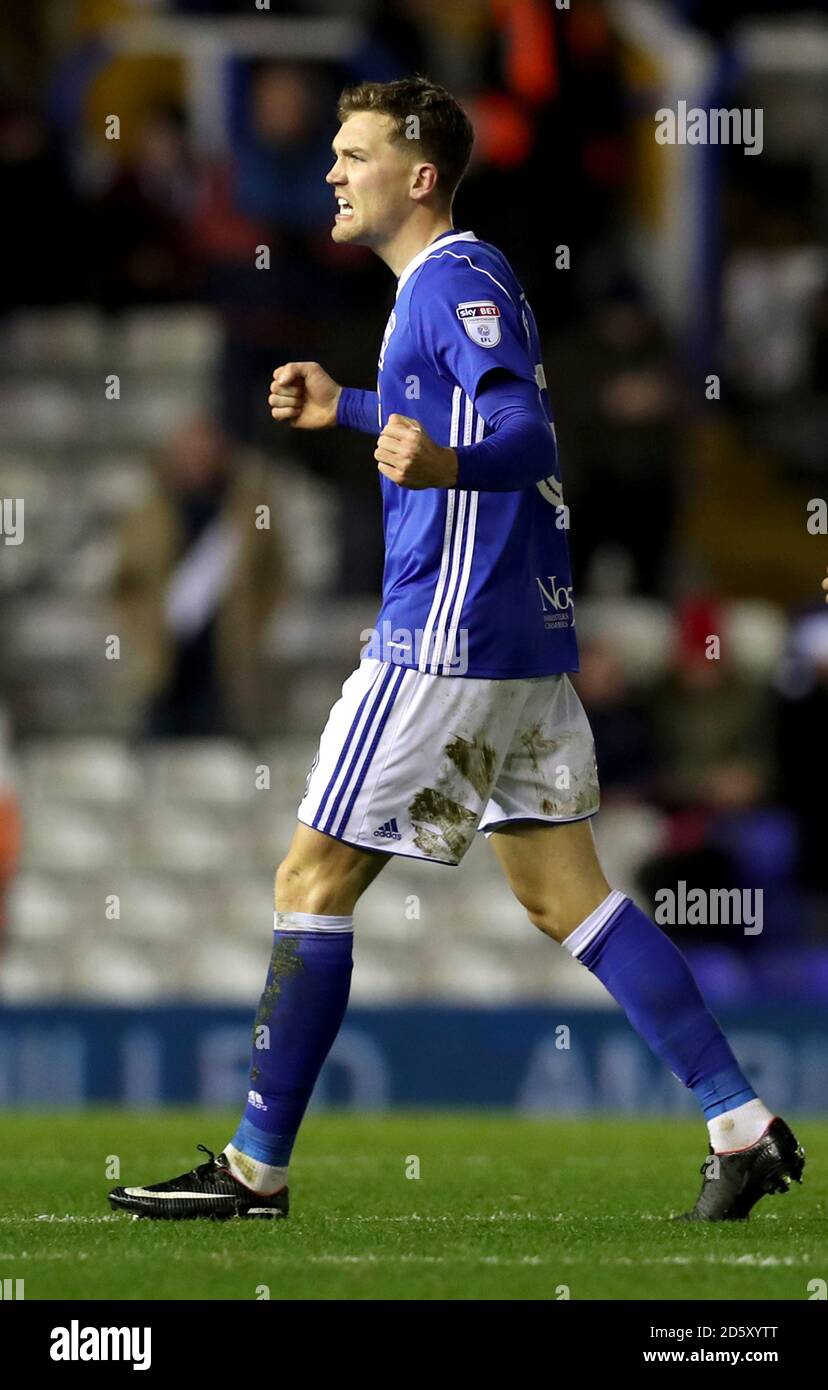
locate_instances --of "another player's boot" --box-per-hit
[108,1144,289,1220]
[674,1116,805,1222]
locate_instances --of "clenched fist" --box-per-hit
[268,362,341,430]
[375,413,458,489]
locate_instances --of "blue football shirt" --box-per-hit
[371,229,578,679]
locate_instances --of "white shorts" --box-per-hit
[297,658,600,866]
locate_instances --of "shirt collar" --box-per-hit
[395,229,478,300]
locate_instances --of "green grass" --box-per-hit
[0,1111,825,1300]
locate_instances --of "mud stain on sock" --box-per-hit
[251,935,305,1070]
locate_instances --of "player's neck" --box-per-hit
[379,214,455,280]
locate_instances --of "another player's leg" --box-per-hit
[489,818,805,1221]
[109,825,387,1219]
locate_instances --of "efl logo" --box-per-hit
[457,300,502,347]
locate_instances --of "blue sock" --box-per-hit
[564,892,757,1119]
[229,912,354,1168]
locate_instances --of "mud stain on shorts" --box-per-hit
[537,781,598,818]
[408,786,477,861]
[518,722,565,774]
[444,733,498,799]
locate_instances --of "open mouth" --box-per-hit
[335,196,354,220]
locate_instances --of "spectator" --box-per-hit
[89,103,201,311]
[192,62,350,446]
[0,96,86,310]
[113,416,285,738]
[651,597,772,808]
[545,279,680,595]
[572,638,654,799]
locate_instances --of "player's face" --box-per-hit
[326,112,422,246]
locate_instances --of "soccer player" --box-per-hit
[109,78,804,1223]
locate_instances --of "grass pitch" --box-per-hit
[0,1111,824,1301]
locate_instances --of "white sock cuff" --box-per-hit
[274,910,354,934]
[562,890,628,958]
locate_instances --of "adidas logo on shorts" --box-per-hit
[373,817,402,841]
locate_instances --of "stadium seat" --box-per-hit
[143,741,257,806]
[220,876,279,938]
[22,804,129,873]
[110,873,207,941]
[347,878,427,944]
[182,939,272,1002]
[576,598,673,684]
[725,600,788,676]
[82,455,154,519]
[65,942,172,1002]
[592,804,666,900]
[0,378,85,445]
[6,874,86,942]
[425,942,527,1002]
[349,942,427,1003]
[0,944,65,1001]
[20,738,139,805]
[137,805,252,874]
[121,308,221,372]
[0,308,103,368]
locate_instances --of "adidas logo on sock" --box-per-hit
[247,1089,268,1111]
[373,817,402,840]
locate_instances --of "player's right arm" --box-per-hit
[268,362,378,434]
[268,362,341,430]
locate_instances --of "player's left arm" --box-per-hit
[377,266,556,491]
[374,373,556,490]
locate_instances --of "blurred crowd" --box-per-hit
[1,0,826,967]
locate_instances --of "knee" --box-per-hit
[275,855,334,915]
[525,903,570,944]
[524,884,613,944]
[275,850,366,916]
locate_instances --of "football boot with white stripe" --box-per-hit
[108,1144,289,1220]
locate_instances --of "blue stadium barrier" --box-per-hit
[1,1006,826,1112]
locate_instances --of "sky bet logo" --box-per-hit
[536,575,574,629]
[457,300,502,348]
